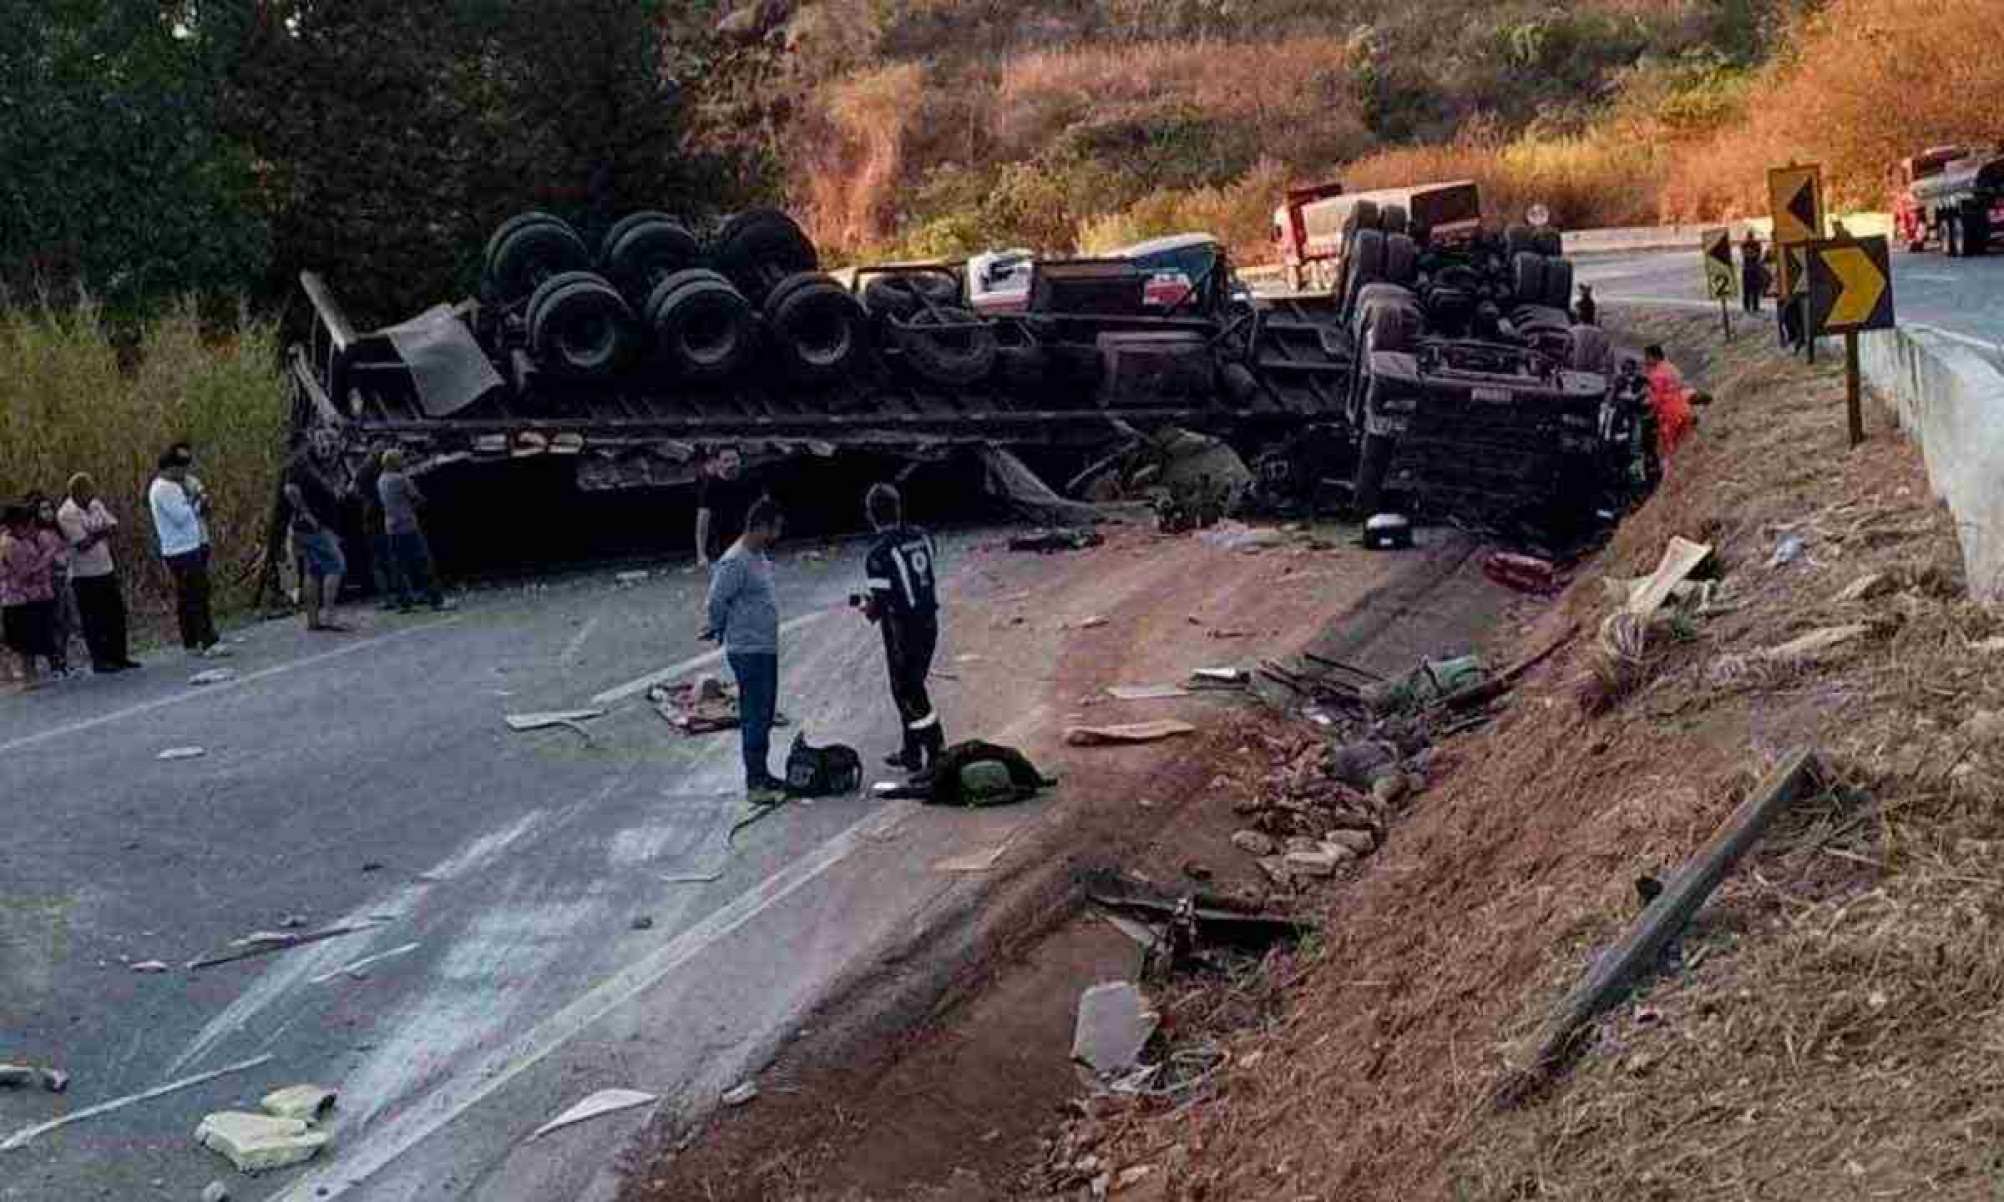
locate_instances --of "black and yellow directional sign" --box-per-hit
[1701,228,1735,300]
[1806,235,1895,336]
[1783,243,1808,297]
[1768,164,1823,246]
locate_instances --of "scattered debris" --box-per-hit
[503,709,605,744]
[1086,869,1314,950]
[1499,749,1824,1105]
[1483,550,1561,595]
[1072,982,1160,1076]
[1361,655,1484,714]
[260,1085,337,1123]
[1096,910,1166,953]
[1629,536,1715,620]
[529,1089,658,1140]
[195,1110,330,1172]
[1009,527,1104,554]
[0,1064,66,1093]
[614,570,651,585]
[1761,623,1871,663]
[1105,683,1189,702]
[156,746,206,761]
[1362,512,1414,550]
[201,1181,231,1202]
[1,1054,275,1152]
[187,668,237,686]
[188,918,390,971]
[1189,667,1248,688]
[1066,615,1110,630]
[1768,532,1806,567]
[131,960,169,973]
[277,914,308,929]
[1065,720,1197,747]
[1229,830,1275,856]
[1197,521,1288,552]
[631,915,654,930]
[722,1081,759,1107]
[306,942,420,985]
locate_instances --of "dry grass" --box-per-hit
[1341,121,1668,232]
[1665,0,2004,218]
[0,297,286,625]
[1064,306,2003,1199]
[799,63,933,251]
[1075,158,1290,261]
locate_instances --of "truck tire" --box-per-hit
[1383,233,1419,287]
[1379,204,1409,236]
[763,270,838,319]
[484,215,591,305]
[1342,228,1388,313]
[1532,228,1563,257]
[645,269,756,382]
[888,305,998,387]
[528,273,634,376]
[1568,325,1612,373]
[1345,200,1382,237]
[1542,256,1575,312]
[1354,431,1394,517]
[1945,211,1963,258]
[603,215,702,304]
[768,277,867,382]
[861,272,961,319]
[710,209,819,307]
[1505,225,1536,256]
[525,270,607,332]
[1512,251,1547,306]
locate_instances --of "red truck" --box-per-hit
[1892,145,2004,256]
[1271,179,1483,291]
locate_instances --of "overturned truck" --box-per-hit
[280,204,1655,582]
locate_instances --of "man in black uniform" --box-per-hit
[861,483,944,776]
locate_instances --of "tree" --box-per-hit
[0,1,268,312]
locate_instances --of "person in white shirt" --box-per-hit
[57,473,137,673]
[148,445,223,656]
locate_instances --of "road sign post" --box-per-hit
[1701,227,1735,340]
[1803,234,1895,448]
[1768,163,1824,362]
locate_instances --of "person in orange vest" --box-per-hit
[1642,344,1698,462]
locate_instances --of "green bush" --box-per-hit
[0,298,286,627]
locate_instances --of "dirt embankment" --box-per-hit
[1065,305,2004,1200]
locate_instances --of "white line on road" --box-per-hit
[0,1053,275,1151]
[0,617,462,755]
[271,802,904,1200]
[589,611,829,705]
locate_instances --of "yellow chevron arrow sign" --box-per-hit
[1822,245,1885,327]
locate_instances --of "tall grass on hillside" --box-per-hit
[802,63,931,250]
[1341,122,1668,232]
[1664,0,2004,218]
[0,298,286,624]
[1076,159,1292,262]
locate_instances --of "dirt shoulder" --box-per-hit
[621,516,1529,1199]
[1056,304,2001,1200]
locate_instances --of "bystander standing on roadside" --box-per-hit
[1642,344,1700,465]
[56,474,138,673]
[693,446,751,570]
[1740,230,1766,314]
[859,483,945,778]
[0,503,63,689]
[1575,283,1597,327]
[354,445,399,609]
[703,496,787,803]
[282,436,350,633]
[27,492,77,674]
[148,445,225,657]
[378,449,452,612]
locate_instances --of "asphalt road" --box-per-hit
[1575,246,2004,362]
[0,535,1048,1200]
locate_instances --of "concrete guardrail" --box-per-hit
[1860,325,2004,600]
[1563,213,1893,256]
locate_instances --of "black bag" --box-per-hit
[924,740,1052,807]
[784,732,863,797]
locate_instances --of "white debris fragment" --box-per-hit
[1071,981,1159,1075]
[156,747,207,761]
[194,1111,329,1173]
[528,1088,657,1140]
[503,709,607,732]
[259,1084,337,1122]
[722,1081,759,1107]
[131,961,169,974]
[187,668,237,686]
[615,570,651,585]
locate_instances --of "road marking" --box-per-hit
[0,1054,274,1151]
[271,803,901,1200]
[1910,322,2004,357]
[559,616,600,666]
[308,941,422,985]
[589,610,829,705]
[0,617,462,755]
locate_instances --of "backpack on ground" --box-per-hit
[785,732,863,797]
[924,740,1054,807]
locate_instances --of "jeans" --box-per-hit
[727,650,778,787]
[165,545,217,650]
[387,529,442,607]
[71,574,129,668]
